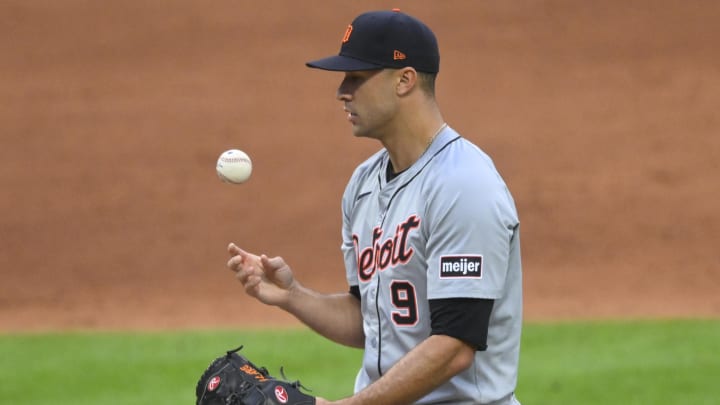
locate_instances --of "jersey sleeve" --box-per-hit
[341,151,385,288]
[423,153,519,300]
[341,173,360,288]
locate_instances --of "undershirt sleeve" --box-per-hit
[430,298,494,351]
[349,285,361,301]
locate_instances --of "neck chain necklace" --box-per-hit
[425,123,448,153]
[388,123,448,181]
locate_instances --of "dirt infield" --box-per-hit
[2,0,719,332]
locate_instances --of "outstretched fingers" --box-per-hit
[227,242,248,258]
[226,252,244,274]
[242,267,263,295]
[227,243,262,273]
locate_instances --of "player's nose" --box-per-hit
[336,87,351,101]
[336,78,353,101]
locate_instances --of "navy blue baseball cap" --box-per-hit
[306,9,440,73]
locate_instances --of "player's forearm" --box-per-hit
[336,335,475,405]
[280,284,364,348]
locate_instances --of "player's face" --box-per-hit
[336,69,399,139]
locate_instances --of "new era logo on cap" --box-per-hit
[306,9,440,73]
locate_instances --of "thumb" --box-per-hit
[260,255,295,292]
[260,255,292,277]
[260,254,288,273]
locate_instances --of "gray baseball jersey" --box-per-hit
[341,126,522,404]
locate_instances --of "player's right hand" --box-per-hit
[227,243,296,307]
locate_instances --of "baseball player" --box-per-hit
[227,9,522,405]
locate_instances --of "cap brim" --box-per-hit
[306,55,383,72]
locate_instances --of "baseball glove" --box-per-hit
[196,345,316,405]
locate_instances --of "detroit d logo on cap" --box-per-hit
[439,255,483,278]
[342,24,352,43]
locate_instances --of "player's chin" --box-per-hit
[350,124,372,138]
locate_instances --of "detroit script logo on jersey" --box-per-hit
[440,255,483,278]
[352,214,421,282]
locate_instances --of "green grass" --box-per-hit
[516,318,720,404]
[1,319,718,404]
[0,329,362,404]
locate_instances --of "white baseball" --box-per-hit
[216,149,252,184]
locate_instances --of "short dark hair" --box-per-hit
[417,71,437,98]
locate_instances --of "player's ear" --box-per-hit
[395,67,417,96]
